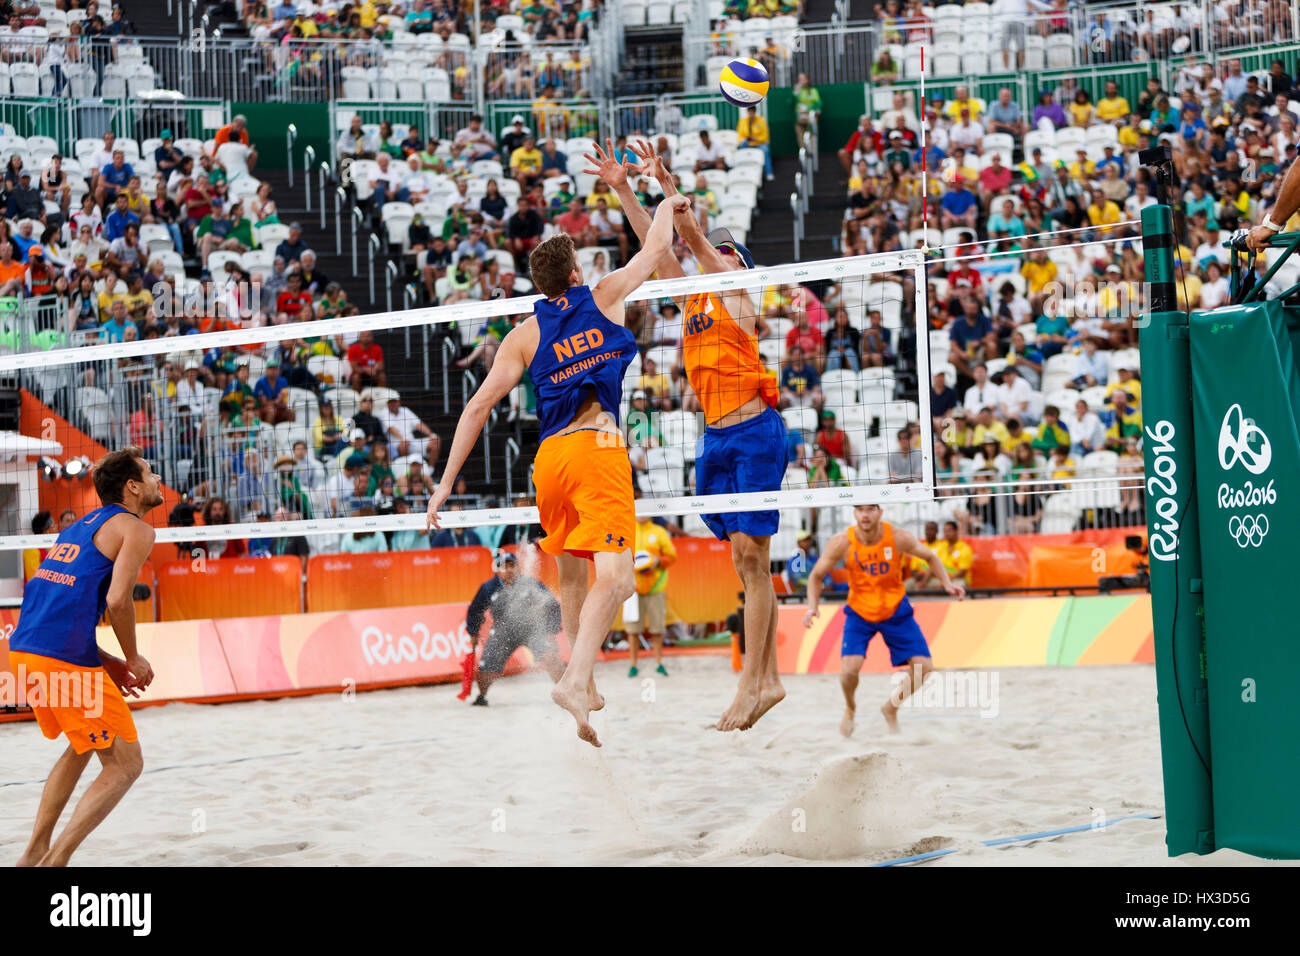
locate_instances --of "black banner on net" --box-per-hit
[0,868,1284,941]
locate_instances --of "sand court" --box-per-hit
[0,657,1281,866]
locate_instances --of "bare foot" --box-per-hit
[840,706,856,738]
[745,679,786,729]
[881,703,900,734]
[717,684,761,732]
[587,678,605,712]
[552,682,601,747]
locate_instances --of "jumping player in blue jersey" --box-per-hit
[429,192,692,747]
[9,447,161,866]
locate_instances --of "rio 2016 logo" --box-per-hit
[1145,420,1179,562]
[1217,404,1275,549]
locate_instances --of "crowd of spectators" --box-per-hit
[238,0,602,103]
[820,50,1300,533]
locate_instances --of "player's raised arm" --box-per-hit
[103,518,156,691]
[428,323,534,531]
[896,527,965,598]
[803,531,850,628]
[585,138,683,280]
[646,147,733,275]
[592,193,690,316]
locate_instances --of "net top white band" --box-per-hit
[0,249,924,372]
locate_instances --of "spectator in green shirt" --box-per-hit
[196,199,254,270]
[442,204,470,241]
[1034,311,1071,358]
[794,73,822,145]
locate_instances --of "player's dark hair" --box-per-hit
[93,447,146,505]
[529,234,578,298]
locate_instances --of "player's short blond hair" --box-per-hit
[529,234,578,299]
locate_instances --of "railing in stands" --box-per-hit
[286,124,297,190]
[441,337,456,414]
[302,145,315,212]
[384,261,399,313]
[789,191,802,262]
[504,436,521,501]
[367,234,381,305]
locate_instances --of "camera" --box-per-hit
[1099,535,1150,593]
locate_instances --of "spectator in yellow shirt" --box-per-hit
[933,521,974,587]
[1096,81,1131,124]
[1003,417,1034,453]
[971,407,1009,448]
[627,492,678,678]
[1069,89,1095,127]
[1021,248,1057,296]
[1118,113,1142,148]
[1068,147,1095,180]
[509,136,543,191]
[907,521,941,591]
[737,105,774,181]
[943,86,983,122]
[1087,188,1123,228]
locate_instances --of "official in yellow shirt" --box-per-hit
[626,506,678,677]
[933,524,974,585]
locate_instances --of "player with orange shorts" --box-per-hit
[802,504,964,737]
[9,447,160,866]
[613,138,787,733]
[429,192,692,747]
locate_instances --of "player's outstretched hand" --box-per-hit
[945,581,967,599]
[582,138,630,188]
[629,139,668,182]
[426,484,451,533]
[801,607,818,629]
[102,654,142,698]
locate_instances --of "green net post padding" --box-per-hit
[1140,203,1215,857]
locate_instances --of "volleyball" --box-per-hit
[718,58,769,107]
[634,550,655,571]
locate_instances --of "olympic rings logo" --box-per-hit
[1228,514,1269,548]
[1218,404,1272,475]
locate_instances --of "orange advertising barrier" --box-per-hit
[969,528,1143,589]
[304,548,493,613]
[159,557,302,621]
[509,538,743,628]
[0,601,575,721]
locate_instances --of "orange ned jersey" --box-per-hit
[845,522,908,621]
[681,291,778,424]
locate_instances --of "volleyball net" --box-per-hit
[0,249,933,555]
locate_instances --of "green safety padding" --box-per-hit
[1189,298,1300,858]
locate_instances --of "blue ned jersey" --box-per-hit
[9,504,133,667]
[530,285,637,442]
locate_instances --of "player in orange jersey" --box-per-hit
[802,504,964,737]
[599,139,787,733]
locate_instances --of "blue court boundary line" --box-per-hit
[873,813,1161,866]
